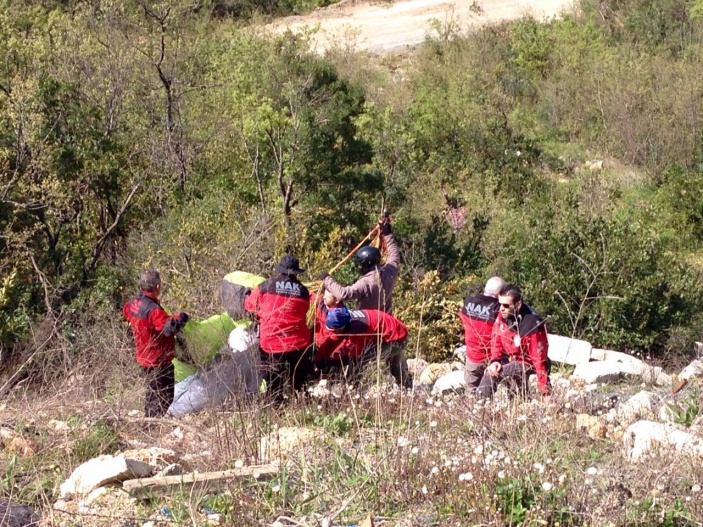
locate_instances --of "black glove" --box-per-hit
[243,287,252,296]
[319,271,330,281]
[379,220,392,236]
[177,312,189,325]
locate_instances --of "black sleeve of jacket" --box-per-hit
[162,316,186,337]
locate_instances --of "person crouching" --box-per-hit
[315,306,412,389]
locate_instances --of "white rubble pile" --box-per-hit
[623,420,703,461]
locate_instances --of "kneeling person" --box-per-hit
[477,285,551,399]
[316,307,412,388]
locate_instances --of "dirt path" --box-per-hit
[268,0,576,53]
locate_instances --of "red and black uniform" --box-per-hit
[478,304,551,397]
[459,293,500,363]
[315,309,411,388]
[123,291,186,416]
[244,274,311,395]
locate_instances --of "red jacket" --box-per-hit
[490,306,551,394]
[314,309,407,363]
[458,293,500,363]
[244,274,311,354]
[123,291,183,367]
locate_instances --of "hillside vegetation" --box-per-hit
[2,0,703,377]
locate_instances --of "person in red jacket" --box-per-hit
[477,285,551,399]
[315,306,412,388]
[244,255,312,398]
[459,276,506,391]
[123,269,189,417]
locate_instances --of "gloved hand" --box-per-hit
[319,271,330,281]
[243,287,252,296]
[379,218,392,236]
[177,312,189,325]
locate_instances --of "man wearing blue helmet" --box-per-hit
[314,306,412,388]
[320,215,400,313]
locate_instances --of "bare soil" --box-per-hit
[267,0,576,53]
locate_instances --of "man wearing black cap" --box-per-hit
[244,255,312,398]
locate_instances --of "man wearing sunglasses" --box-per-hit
[477,285,551,399]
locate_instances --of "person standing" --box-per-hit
[477,285,551,399]
[123,269,189,417]
[320,216,400,313]
[244,255,312,398]
[459,277,506,391]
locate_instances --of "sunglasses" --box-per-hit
[499,303,514,309]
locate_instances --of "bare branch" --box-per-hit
[82,184,140,282]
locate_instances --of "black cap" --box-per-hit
[275,254,305,275]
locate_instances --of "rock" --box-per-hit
[259,427,319,462]
[0,499,39,527]
[451,361,464,371]
[154,463,184,477]
[590,348,607,361]
[6,437,35,458]
[83,487,108,506]
[575,414,607,440]
[121,447,178,471]
[407,358,429,378]
[418,363,452,385]
[206,513,223,525]
[59,454,153,498]
[452,345,467,363]
[679,360,703,382]
[658,405,676,423]
[617,391,657,426]
[572,361,635,384]
[623,420,703,461]
[48,419,70,432]
[600,350,645,368]
[547,334,592,365]
[432,371,466,395]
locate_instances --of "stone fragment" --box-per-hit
[547,334,592,365]
[259,427,319,462]
[60,454,153,498]
[0,499,39,527]
[432,370,466,395]
[572,362,635,384]
[617,391,657,426]
[623,420,703,461]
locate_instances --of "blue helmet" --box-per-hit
[325,306,351,330]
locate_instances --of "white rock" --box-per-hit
[590,348,607,361]
[623,420,703,461]
[600,350,645,368]
[547,334,592,365]
[432,370,466,395]
[617,391,657,426]
[658,405,676,423]
[418,363,452,385]
[59,454,153,498]
[452,345,467,363]
[679,360,703,382]
[572,362,635,384]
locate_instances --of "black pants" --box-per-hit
[259,348,313,400]
[143,363,175,417]
[476,361,534,399]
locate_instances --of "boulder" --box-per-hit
[121,447,179,471]
[432,371,466,395]
[418,363,452,385]
[572,361,636,384]
[547,334,592,365]
[59,454,153,498]
[617,391,657,426]
[623,420,703,461]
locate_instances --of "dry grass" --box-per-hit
[2,355,703,527]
